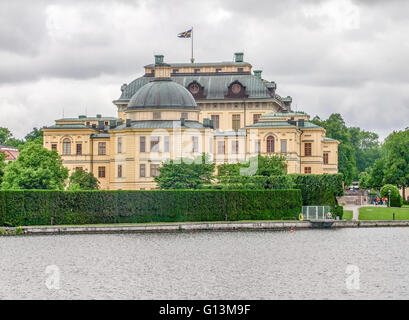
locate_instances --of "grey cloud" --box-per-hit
[0,0,409,141]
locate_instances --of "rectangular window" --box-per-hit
[117,137,122,154]
[140,164,146,177]
[253,114,261,124]
[140,136,146,152]
[98,166,106,178]
[150,136,160,152]
[281,140,287,153]
[117,164,122,178]
[194,68,200,73]
[217,141,225,154]
[232,140,239,154]
[98,142,106,155]
[51,144,57,151]
[181,112,188,119]
[192,136,199,153]
[150,164,160,177]
[232,114,240,131]
[153,111,161,120]
[211,115,220,129]
[164,136,170,152]
[305,143,312,156]
[76,143,82,155]
[304,167,312,174]
[324,153,329,164]
[216,68,222,73]
[238,67,244,72]
[172,69,179,73]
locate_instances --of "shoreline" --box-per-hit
[2,219,409,236]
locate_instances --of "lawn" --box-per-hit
[359,206,409,220]
[342,210,353,220]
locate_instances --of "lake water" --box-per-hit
[1,228,408,299]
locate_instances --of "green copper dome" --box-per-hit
[127,78,199,110]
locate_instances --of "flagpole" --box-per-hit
[191,26,194,63]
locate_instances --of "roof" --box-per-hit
[56,116,118,122]
[112,120,206,130]
[246,121,297,128]
[323,137,339,142]
[144,61,252,68]
[0,145,19,161]
[127,78,198,110]
[44,124,91,130]
[91,133,110,138]
[246,120,323,129]
[260,112,308,120]
[116,74,274,102]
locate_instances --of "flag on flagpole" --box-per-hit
[177,29,192,38]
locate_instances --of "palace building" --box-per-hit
[43,53,339,190]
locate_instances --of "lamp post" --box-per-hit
[388,189,391,207]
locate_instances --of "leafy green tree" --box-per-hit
[349,127,381,174]
[361,158,385,190]
[380,184,402,207]
[0,152,6,187]
[218,154,287,177]
[154,154,215,189]
[0,127,12,144]
[24,127,43,145]
[255,154,287,176]
[312,114,357,184]
[382,129,409,200]
[68,168,99,190]
[1,142,68,190]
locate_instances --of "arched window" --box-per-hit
[63,138,71,155]
[266,136,275,153]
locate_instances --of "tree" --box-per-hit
[254,154,287,176]
[361,158,385,190]
[1,142,68,190]
[24,127,43,145]
[312,114,357,184]
[68,168,100,190]
[380,184,402,208]
[154,154,215,189]
[382,129,409,200]
[217,154,287,177]
[0,152,6,187]
[349,127,381,174]
[0,127,12,144]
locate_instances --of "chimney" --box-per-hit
[234,52,244,63]
[254,70,262,79]
[109,120,116,129]
[126,119,132,127]
[153,54,171,78]
[98,121,104,129]
[96,114,102,118]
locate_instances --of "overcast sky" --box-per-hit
[0,0,408,140]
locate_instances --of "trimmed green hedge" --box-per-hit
[0,190,302,226]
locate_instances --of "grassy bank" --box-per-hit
[359,207,409,220]
[342,210,353,220]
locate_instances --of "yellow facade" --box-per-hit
[43,53,339,190]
